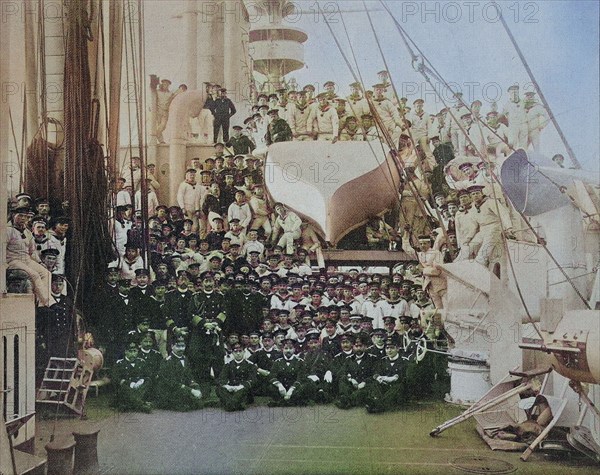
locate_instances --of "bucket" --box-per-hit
[447,357,492,405]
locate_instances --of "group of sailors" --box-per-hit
[94,260,448,413]
[152,72,550,164]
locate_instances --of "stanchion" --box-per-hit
[45,437,75,475]
[73,428,100,475]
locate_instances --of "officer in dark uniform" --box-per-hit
[226,125,255,155]
[137,331,163,378]
[268,339,308,406]
[265,109,293,145]
[383,316,398,340]
[187,272,227,394]
[249,332,281,396]
[111,341,153,413]
[303,332,335,403]
[223,277,263,335]
[97,278,135,366]
[216,342,257,411]
[332,332,354,373]
[206,217,226,250]
[365,337,407,413]
[321,319,341,357]
[211,88,236,143]
[336,334,378,409]
[163,271,193,331]
[36,275,74,381]
[154,335,203,411]
[403,321,436,400]
[368,328,387,358]
[129,268,154,320]
[144,280,168,329]
[219,173,237,214]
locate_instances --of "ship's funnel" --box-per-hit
[501,150,596,216]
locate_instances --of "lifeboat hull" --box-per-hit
[265,141,401,245]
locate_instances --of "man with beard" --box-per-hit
[223,278,263,336]
[36,275,74,381]
[265,109,293,145]
[187,272,227,395]
[31,215,50,259]
[212,88,236,143]
[163,271,193,334]
[368,328,387,359]
[335,334,378,409]
[345,82,369,119]
[226,125,255,155]
[97,278,135,365]
[268,339,308,406]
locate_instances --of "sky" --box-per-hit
[143,0,599,170]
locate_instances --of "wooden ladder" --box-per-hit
[36,357,94,417]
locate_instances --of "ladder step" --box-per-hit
[42,378,72,383]
[38,389,68,393]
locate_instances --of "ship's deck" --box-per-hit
[35,397,597,474]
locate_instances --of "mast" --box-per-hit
[0,0,10,295]
[244,0,307,92]
[24,0,39,149]
[108,0,125,183]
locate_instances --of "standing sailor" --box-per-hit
[371,84,403,144]
[406,99,435,171]
[524,91,549,151]
[309,93,339,142]
[501,85,528,149]
[288,91,314,141]
[345,82,369,118]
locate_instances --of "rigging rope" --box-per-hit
[495,3,580,170]
[379,0,577,201]
[8,106,22,191]
[380,0,591,311]
[336,5,402,212]
[319,4,434,238]
[317,4,401,211]
[361,0,449,245]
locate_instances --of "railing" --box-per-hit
[0,294,36,447]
